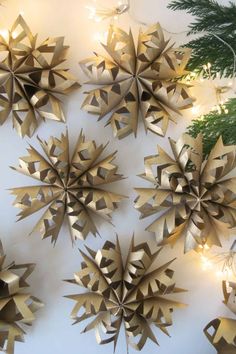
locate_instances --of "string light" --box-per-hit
[11,30,18,39]
[191,105,201,116]
[200,240,236,280]
[201,254,213,271]
[93,30,108,42]
[0,29,8,40]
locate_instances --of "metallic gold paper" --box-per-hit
[204,281,236,354]
[80,23,193,139]
[0,15,79,137]
[222,281,236,316]
[66,236,186,351]
[134,134,236,253]
[0,240,43,354]
[10,130,125,244]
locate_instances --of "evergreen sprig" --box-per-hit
[168,0,236,78]
[187,98,236,156]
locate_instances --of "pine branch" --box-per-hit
[168,0,236,77]
[187,98,236,156]
[187,35,234,78]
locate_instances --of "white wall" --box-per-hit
[0,1,235,354]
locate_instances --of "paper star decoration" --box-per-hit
[135,134,236,253]
[10,130,125,245]
[66,236,186,351]
[0,240,43,354]
[204,281,236,354]
[0,15,79,137]
[80,23,193,139]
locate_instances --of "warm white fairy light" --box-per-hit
[11,30,18,39]
[201,254,213,271]
[93,30,108,42]
[200,241,236,280]
[0,29,8,40]
[191,105,201,116]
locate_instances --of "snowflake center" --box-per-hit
[132,72,140,80]
[63,184,73,193]
[191,194,207,211]
[7,67,16,77]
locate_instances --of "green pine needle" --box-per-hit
[187,98,236,156]
[168,0,236,78]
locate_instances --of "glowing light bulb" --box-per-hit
[94,30,108,42]
[216,105,222,114]
[201,255,213,271]
[19,10,24,16]
[191,105,200,116]
[12,30,18,39]
[0,29,8,40]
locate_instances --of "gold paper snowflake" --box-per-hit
[204,281,236,354]
[0,15,79,137]
[0,240,43,354]
[135,134,236,253]
[10,130,124,245]
[80,23,193,139]
[67,236,186,351]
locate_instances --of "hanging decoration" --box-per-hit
[80,23,193,139]
[0,15,79,138]
[188,62,235,119]
[0,240,43,354]
[201,63,234,114]
[66,236,186,351]
[86,0,130,22]
[10,130,125,245]
[204,281,236,354]
[134,133,236,253]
